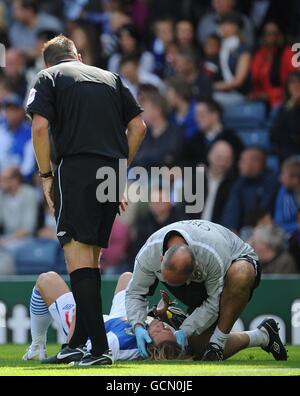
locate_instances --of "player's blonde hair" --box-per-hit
[147,341,183,361]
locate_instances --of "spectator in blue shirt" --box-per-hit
[150,16,175,78]
[166,76,199,140]
[274,157,300,236]
[0,94,35,179]
[222,147,279,231]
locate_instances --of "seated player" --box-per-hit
[22,272,184,363]
[23,272,287,363]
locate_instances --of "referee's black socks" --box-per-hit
[69,267,109,356]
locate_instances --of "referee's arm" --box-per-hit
[127,114,146,166]
[31,114,51,174]
[31,114,54,213]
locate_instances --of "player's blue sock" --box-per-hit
[30,287,52,346]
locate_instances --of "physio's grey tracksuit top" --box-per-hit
[125,220,258,337]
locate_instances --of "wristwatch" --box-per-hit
[39,170,53,178]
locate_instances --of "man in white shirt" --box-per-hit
[120,56,165,99]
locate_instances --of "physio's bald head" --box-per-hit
[161,244,196,286]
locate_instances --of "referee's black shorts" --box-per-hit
[54,154,121,248]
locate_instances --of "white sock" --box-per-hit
[244,328,269,348]
[30,287,52,346]
[209,326,230,350]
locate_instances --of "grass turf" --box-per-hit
[0,344,300,376]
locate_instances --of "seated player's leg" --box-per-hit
[23,271,70,361]
[38,271,71,306]
[46,278,75,344]
[44,272,134,365]
[108,272,133,318]
[203,260,257,361]
[114,272,133,295]
[241,318,287,361]
[191,319,287,361]
[41,272,87,365]
[222,318,287,361]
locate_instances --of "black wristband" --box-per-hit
[39,170,53,178]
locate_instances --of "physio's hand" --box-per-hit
[134,325,152,358]
[175,329,188,351]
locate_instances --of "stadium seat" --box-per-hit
[223,102,267,129]
[14,239,61,275]
[237,129,270,150]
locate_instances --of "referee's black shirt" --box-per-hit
[26,60,143,163]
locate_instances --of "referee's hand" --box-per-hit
[42,177,55,215]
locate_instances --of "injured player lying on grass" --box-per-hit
[23,271,287,365]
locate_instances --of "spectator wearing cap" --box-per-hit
[249,224,298,274]
[250,22,296,108]
[221,147,279,232]
[166,76,199,140]
[197,0,254,48]
[213,12,251,108]
[270,72,300,162]
[0,94,35,179]
[9,0,63,57]
[108,24,155,74]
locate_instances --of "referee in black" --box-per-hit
[27,35,146,366]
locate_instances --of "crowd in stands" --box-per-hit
[0,0,300,276]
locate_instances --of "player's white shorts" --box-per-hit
[108,290,126,318]
[48,290,127,341]
[49,292,75,339]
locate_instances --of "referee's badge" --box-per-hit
[26,88,36,106]
[125,327,135,336]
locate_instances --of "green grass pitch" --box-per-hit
[0,344,300,376]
